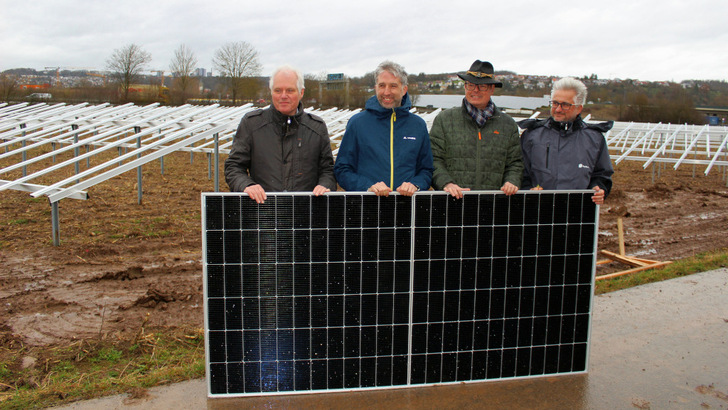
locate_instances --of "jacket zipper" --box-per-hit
[390,110,396,189]
[546,143,550,168]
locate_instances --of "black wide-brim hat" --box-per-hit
[457,60,503,88]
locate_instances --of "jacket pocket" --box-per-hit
[528,140,551,175]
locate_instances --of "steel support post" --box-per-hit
[51,201,60,246]
[159,131,165,175]
[214,133,220,192]
[21,124,27,176]
[72,124,80,184]
[135,127,143,204]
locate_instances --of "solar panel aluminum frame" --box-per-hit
[202,190,599,398]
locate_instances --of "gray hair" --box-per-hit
[269,65,304,91]
[552,77,588,106]
[374,61,408,87]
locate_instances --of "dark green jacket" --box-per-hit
[430,100,523,190]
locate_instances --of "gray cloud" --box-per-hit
[1,0,726,82]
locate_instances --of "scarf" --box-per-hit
[464,98,495,127]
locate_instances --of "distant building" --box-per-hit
[194,68,207,77]
[325,73,347,91]
[27,92,52,100]
[695,107,728,125]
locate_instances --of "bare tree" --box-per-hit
[0,74,19,102]
[106,43,152,102]
[212,41,262,105]
[169,44,198,104]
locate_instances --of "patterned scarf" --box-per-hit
[464,98,496,127]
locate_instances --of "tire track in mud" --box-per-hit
[2,254,203,345]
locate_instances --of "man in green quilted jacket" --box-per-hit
[430,60,523,199]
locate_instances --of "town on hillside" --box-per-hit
[2,67,727,125]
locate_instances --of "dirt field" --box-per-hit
[1,152,728,351]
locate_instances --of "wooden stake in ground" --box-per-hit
[596,217,672,281]
[618,217,625,256]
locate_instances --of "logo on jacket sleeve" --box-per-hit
[403,136,417,140]
[578,163,591,169]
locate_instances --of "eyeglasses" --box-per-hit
[550,100,578,110]
[464,82,493,91]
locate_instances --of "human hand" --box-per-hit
[443,183,470,199]
[501,182,518,196]
[396,182,419,197]
[591,186,605,205]
[368,181,392,196]
[244,184,267,204]
[312,185,330,196]
[530,185,543,191]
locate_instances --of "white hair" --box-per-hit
[269,65,304,91]
[552,77,588,105]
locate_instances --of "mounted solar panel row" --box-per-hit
[202,191,598,397]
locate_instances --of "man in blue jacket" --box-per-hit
[519,77,614,204]
[334,61,433,196]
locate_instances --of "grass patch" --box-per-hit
[147,230,174,238]
[0,328,205,409]
[88,216,178,240]
[0,362,10,379]
[7,219,30,225]
[93,347,124,363]
[596,248,728,294]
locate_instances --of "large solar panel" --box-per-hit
[202,191,598,397]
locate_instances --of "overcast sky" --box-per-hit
[2,0,727,83]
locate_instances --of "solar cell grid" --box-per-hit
[203,191,598,396]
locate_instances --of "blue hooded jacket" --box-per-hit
[334,93,433,191]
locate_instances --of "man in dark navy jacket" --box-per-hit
[519,77,614,205]
[334,61,433,196]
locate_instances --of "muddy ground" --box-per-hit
[1,152,728,350]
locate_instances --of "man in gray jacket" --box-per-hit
[224,65,336,203]
[519,77,613,205]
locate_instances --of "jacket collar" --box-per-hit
[365,93,413,117]
[547,114,585,132]
[270,101,304,125]
[519,115,614,133]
